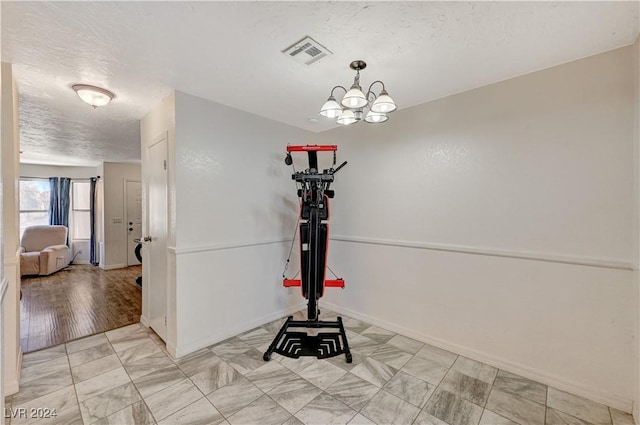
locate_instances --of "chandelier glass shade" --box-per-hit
[370,90,397,113]
[341,86,368,109]
[320,96,342,118]
[320,60,396,125]
[364,110,388,123]
[336,109,357,125]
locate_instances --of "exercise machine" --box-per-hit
[263,145,352,363]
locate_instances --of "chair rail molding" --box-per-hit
[169,237,292,256]
[330,235,632,271]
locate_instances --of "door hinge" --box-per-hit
[163,160,167,170]
[164,316,167,326]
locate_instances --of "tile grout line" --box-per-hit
[545,379,550,424]
[607,406,614,425]
[181,360,221,422]
[349,326,423,425]
[414,359,438,423]
[400,336,501,423]
[213,330,345,424]
[414,343,459,423]
[475,366,500,425]
[64,340,84,424]
[316,390,358,424]
[105,325,158,424]
[357,387,383,424]
[202,348,263,425]
[263,364,319,422]
[161,332,241,424]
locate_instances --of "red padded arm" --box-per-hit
[283,278,344,288]
[325,279,345,288]
[287,145,337,152]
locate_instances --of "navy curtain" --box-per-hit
[48,177,59,225]
[49,177,71,245]
[58,178,71,228]
[89,177,98,265]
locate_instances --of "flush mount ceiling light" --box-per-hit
[72,84,114,108]
[320,60,397,125]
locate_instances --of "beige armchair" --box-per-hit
[20,225,72,276]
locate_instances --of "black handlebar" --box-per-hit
[333,161,348,174]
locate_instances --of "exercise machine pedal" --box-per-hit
[263,316,351,362]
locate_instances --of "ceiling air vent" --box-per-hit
[282,36,332,66]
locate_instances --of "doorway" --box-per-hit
[144,134,168,341]
[125,180,142,266]
[18,175,144,353]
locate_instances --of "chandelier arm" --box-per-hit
[367,80,386,91]
[330,86,348,98]
[365,80,386,98]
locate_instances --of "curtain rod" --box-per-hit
[19,176,101,180]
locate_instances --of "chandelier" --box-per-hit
[320,60,397,125]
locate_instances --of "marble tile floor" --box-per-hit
[5,309,635,425]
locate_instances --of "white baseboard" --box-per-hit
[166,341,178,360]
[100,263,126,271]
[139,315,150,328]
[4,378,18,396]
[173,302,305,359]
[71,260,91,265]
[322,301,634,413]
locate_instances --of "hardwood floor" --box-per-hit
[20,264,142,353]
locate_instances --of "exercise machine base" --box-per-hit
[263,316,352,363]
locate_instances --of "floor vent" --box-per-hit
[282,36,332,66]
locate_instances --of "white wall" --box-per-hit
[101,162,141,269]
[315,46,635,411]
[1,63,22,397]
[0,63,5,422]
[633,35,640,422]
[171,91,310,355]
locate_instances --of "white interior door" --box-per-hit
[126,180,142,266]
[146,137,168,341]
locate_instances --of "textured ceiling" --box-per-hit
[2,1,639,167]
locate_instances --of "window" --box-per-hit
[72,181,91,240]
[19,178,93,240]
[19,179,50,238]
